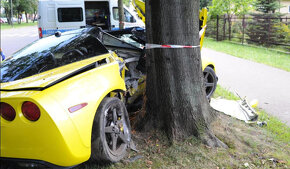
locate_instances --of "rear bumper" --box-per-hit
[0,98,90,167]
[0,116,89,167]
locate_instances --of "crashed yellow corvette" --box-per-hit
[0,27,217,168]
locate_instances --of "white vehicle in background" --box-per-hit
[38,0,145,38]
[0,18,8,23]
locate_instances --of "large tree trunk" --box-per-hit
[143,0,226,147]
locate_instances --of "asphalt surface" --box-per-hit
[1,26,289,126]
[1,26,38,56]
[202,48,290,126]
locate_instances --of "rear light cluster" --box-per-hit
[38,27,43,38]
[0,102,40,122]
[0,102,16,121]
[22,102,41,121]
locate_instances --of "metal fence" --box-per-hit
[206,15,290,49]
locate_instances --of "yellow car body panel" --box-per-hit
[199,8,208,49]
[0,53,126,167]
[201,56,216,72]
[132,0,146,23]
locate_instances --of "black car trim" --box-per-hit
[0,87,43,91]
[0,157,77,169]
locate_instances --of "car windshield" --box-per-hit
[0,28,108,83]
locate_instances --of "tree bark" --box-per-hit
[18,11,21,24]
[33,11,37,23]
[5,8,11,25]
[227,15,232,41]
[223,15,226,40]
[118,0,125,29]
[143,0,227,147]
[25,12,28,23]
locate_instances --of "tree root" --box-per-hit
[201,130,228,148]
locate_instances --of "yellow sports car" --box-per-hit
[0,27,217,168]
[0,28,133,168]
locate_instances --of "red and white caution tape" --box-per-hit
[146,44,200,49]
[146,25,207,49]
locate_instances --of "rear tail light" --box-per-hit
[22,101,41,121]
[38,27,43,38]
[0,102,16,121]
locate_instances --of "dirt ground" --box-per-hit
[77,112,290,169]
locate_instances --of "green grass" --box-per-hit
[203,38,290,72]
[213,85,240,101]
[258,109,290,143]
[1,22,37,30]
[214,85,290,143]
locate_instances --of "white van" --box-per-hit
[38,0,145,38]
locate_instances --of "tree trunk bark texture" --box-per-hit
[33,11,37,23]
[25,12,28,23]
[118,0,125,29]
[143,0,226,147]
[227,16,232,41]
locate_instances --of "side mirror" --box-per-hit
[55,31,61,37]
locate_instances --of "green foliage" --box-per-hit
[1,0,12,24]
[209,0,255,17]
[247,0,287,48]
[200,0,212,9]
[254,0,280,13]
[1,0,37,24]
[123,0,131,7]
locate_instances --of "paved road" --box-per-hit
[202,48,290,126]
[1,26,38,56]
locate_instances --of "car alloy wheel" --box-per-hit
[91,97,131,163]
[203,66,217,99]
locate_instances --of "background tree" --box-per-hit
[1,0,13,25]
[209,0,254,40]
[31,0,38,23]
[1,0,38,24]
[246,0,285,47]
[123,0,131,7]
[142,0,226,147]
[200,0,212,9]
[118,0,125,29]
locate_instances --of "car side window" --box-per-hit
[112,8,136,23]
[0,30,109,83]
[57,35,108,65]
[124,9,136,23]
[57,8,83,22]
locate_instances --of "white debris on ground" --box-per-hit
[210,98,258,123]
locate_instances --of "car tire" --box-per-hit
[91,97,131,163]
[203,66,217,99]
